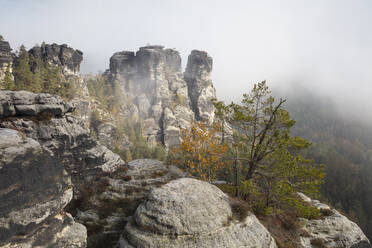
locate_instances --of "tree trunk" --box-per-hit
[235,149,239,197]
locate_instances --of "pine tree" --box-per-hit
[13,45,33,90]
[3,65,15,90]
[213,81,325,215]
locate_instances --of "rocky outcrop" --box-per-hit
[29,43,83,75]
[0,90,74,117]
[97,122,131,151]
[0,128,87,248]
[0,38,14,86]
[118,178,277,248]
[75,159,184,248]
[0,90,124,183]
[105,46,216,147]
[0,90,125,247]
[298,193,371,248]
[185,50,216,123]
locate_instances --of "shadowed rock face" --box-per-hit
[0,128,87,248]
[0,90,125,247]
[29,43,83,74]
[105,46,216,147]
[74,159,184,248]
[118,178,277,248]
[0,40,12,66]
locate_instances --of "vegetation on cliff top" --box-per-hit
[2,45,76,99]
[170,81,325,220]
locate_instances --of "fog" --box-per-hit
[1,0,371,121]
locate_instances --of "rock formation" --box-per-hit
[0,38,14,86]
[0,90,126,247]
[105,46,216,147]
[185,50,216,123]
[118,178,278,248]
[0,128,87,248]
[29,43,83,75]
[298,193,371,248]
[75,159,184,247]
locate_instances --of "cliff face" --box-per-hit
[0,39,14,85]
[29,43,83,75]
[0,91,124,247]
[185,50,216,122]
[105,46,216,147]
[0,128,87,248]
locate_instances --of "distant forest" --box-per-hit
[282,89,372,240]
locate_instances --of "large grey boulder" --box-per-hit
[118,178,277,248]
[76,159,184,248]
[0,128,86,248]
[298,193,371,248]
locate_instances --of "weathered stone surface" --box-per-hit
[0,39,14,87]
[1,213,87,248]
[29,43,83,75]
[104,46,213,147]
[97,122,131,151]
[0,90,125,247]
[0,90,74,117]
[185,50,216,123]
[75,159,184,248]
[0,128,86,248]
[119,178,277,248]
[298,193,371,248]
[0,40,12,66]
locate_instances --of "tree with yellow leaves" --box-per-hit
[168,121,228,182]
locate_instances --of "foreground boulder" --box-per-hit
[118,178,277,248]
[76,159,184,248]
[0,128,86,248]
[298,193,371,248]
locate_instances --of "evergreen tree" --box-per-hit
[213,81,325,215]
[3,65,15,90]
[13,45,33,90]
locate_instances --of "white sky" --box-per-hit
[0,0,371,118]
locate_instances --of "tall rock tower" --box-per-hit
[105,46,216,147]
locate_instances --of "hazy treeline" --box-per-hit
[279,88,372,240]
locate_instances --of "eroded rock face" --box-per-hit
[118,178,277,248]
[75,159,184,248]
[298,193,371,248]
[184,50,216,123]
[0,90,74,117]
[29,43,83,75]
[0,128,87,248]
[0,39,13,86]
[105,46,215,147]
[0,90,125,247]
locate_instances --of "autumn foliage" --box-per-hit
[168,121,228,182]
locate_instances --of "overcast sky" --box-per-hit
[0,0,371,118]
